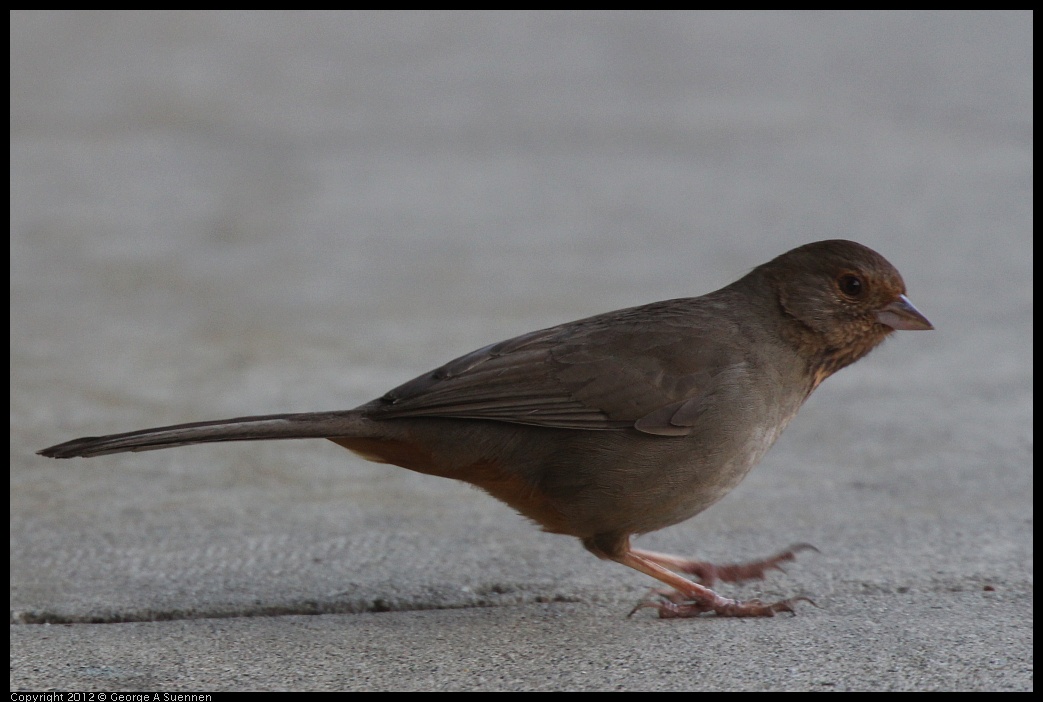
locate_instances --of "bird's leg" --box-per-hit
[631,543,818,587]
[585,535,811,618]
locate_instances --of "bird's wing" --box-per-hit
[368,299,745,436]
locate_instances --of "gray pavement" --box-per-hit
[10,11,1032,691]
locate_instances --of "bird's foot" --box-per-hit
[630,588,815,618]
[635,543,819,587]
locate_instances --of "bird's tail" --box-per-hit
[38,411,369,459]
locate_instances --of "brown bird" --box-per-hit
[39,240,933,618]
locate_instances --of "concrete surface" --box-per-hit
[10,11,1032,691]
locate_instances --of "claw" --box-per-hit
[628,599,656,618]
[628,588,676,617]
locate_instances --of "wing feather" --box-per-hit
[366,299,745,435]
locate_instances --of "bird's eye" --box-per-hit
[837,273,864,298]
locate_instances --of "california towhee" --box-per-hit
[40,240,932,618]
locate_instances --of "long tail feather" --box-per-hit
[38,411,367,458]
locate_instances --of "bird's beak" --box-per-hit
[876,294,934,331]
